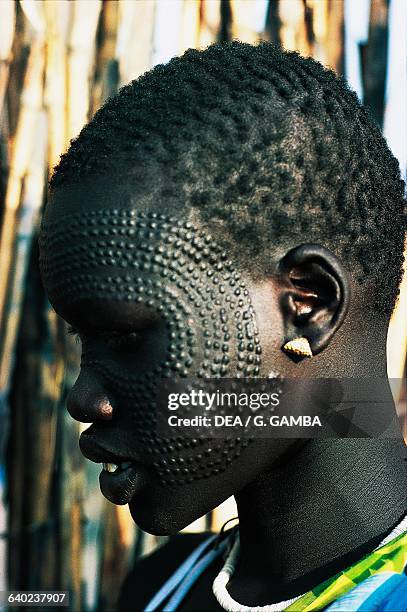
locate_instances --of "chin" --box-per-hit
[128,491,202,535]
[127,476,232,535]
[129,503,190,535]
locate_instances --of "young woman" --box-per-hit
[39,41,406,611]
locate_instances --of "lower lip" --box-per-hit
[99,463,145,504]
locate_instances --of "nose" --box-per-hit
[66,369,114,423]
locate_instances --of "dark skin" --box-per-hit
[40,184,406,607]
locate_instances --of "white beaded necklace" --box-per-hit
[212,515,407,612]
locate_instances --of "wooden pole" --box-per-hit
[0,38,44,345]
[363,0,389,127]
[43,0,71,168]
[0,0,15,119]
[66,0,102,139]
[116,0,156,86]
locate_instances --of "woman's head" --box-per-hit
[49,40,406,314]
[39,41,406,533]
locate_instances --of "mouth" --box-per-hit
[79,431,146,505]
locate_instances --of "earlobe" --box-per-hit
[278,244,350,358]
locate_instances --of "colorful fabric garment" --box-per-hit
[286,529,407,611]
[326,571,407,611]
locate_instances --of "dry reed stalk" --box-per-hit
[326,0,344,74]
[58,408,85,611]
[264,0,282,45]
[279,0,311,57]
[99,504,137,610]
[0,0,15,119]
[363,0,389,126]
[5,109,57,594]
[0,38,44,346]
[99,1,119,66]
[116,0,156,86]
[152,0,185,66]
[90,0,119,114]
[306,0,329,66]
[229,0,264,44]
[198,0,222,48]
[44,0,71,168]
[67,0,102,140]
[179,0,201,54]
[387,247,407,381]
[0,110,47,391]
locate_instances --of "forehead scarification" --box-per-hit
[40,209,224,301]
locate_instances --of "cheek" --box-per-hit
[77,270,264,487]
[78,284,265,487]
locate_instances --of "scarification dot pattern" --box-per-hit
[39,210,261,485]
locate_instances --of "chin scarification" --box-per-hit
[39,209,261,486]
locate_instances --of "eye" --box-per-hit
[67,325,82,343]
[67,325,141,353]
[97,331,141,352]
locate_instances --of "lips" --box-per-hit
[99,462,144,504]
[79,431,146,504]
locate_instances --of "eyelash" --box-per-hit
[67,325,81,343]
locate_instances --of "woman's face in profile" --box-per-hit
[39,184,291,534]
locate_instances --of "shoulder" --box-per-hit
[117,532,212,611]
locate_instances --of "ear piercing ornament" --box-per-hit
[282,337,313,358]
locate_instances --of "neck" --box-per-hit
[230,428,406,605]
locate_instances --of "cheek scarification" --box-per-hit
[39,209,262,485]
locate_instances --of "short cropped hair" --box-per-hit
[50,41,406,314]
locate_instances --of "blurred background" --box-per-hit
[0,1,406,610]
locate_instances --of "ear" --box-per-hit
[277,244,350,357]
